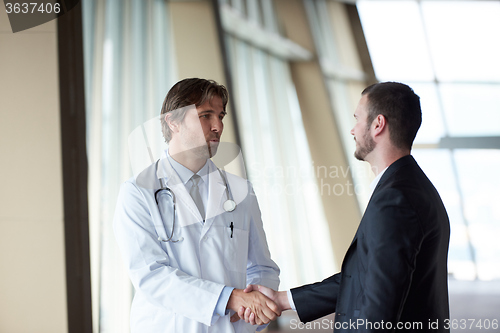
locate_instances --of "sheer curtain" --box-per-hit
[82,0,175,331]
[220,0,336,289]
[304,0,373,209]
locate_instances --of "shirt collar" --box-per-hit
[166,150,210,185]
[370,166,388,192]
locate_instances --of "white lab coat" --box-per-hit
[113,157,280,333]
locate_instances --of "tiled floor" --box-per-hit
[265,279,500,332]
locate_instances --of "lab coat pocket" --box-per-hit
[224,227,249,273]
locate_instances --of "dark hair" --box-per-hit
[160,78,229,142]
[362,82,422,150]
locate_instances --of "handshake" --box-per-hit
[226,285,290,326]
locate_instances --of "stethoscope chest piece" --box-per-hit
[223,199,236,212]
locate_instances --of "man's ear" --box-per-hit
[372,114,387,138]
[165,113,179,133]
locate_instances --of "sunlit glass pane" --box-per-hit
[454,150,500,280]
[357,0,434,81]
[422,1,500,82]
[440,83,500,137]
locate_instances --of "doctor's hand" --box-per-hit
[238,285,291,325]
[230,312,241,323]
[227,288,281,325]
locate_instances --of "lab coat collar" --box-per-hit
[157,155,228,228]
[157,157,203,224]
[202,162,228,235]
[166,150,210,186]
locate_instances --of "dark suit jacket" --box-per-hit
[291,155,450,332]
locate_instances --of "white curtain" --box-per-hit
[222,0,336,290]
[82,0,175,331]
[304,0,373,209]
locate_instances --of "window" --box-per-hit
[219,0,336,288]
[357,0,500,280]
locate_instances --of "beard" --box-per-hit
[207,140,219,158]
[179,131,220,159]
[354,128,376,161]
[187,143,214,160]
[190,139,219,159]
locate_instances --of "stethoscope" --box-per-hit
[154,160,237,242]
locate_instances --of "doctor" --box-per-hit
[113,78,280,333]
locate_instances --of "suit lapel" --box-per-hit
[345,156,417,253]
[342,156,415,267]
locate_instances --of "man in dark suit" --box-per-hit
[238,82,450,332]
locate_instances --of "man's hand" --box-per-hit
[230,312,241,323]
[237,285,290,325]
[227,288,281,325]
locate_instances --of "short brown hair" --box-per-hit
[362,82,422,150]
[160,78,229,142]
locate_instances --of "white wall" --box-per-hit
[0,10,68,333]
